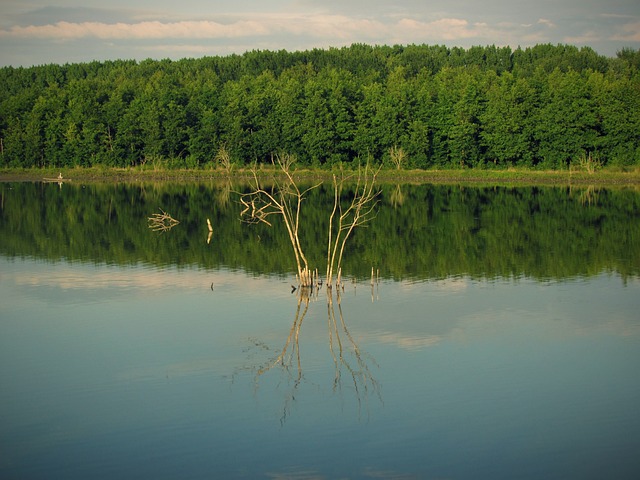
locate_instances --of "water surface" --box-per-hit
[1,181,639,479]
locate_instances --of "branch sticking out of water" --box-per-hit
[239,154,321,287]
[326,162,381,289]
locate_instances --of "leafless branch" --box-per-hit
[147,209,180,232]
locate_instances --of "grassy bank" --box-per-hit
[1,165,640,187]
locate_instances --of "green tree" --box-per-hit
[597,71,640,165]
[533,68,600,169]
[481,72,536,166]
[441,67,485,168]
[275,64,312,161]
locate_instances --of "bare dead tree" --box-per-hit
[326,162,381,289]
[389,144,407,170]
[239,155,380,289]
[239,154,321,287]
[214,143,233,173]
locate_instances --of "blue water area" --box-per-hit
[1,257,639,479]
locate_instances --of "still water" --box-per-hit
[1,181,639,479]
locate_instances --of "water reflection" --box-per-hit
[325,290,381,412]
[250,287,382,424]
[1,255,639,479]
[2,180,640,478]
[389,183,405,208]
[147,208,180,232]
[2,181,639,279]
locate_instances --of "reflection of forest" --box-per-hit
[253,287,381,423]
[1,181,638,280]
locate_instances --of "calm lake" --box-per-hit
[1,180,639,479]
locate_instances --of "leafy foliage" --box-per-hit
[1,44,639,169]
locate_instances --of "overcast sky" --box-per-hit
[1,0,639,67]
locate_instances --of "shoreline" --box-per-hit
[1,166,639,187]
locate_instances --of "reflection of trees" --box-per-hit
[578,185,600,206]
[5,182,639,280]
[254,288,381,423]
[257,288,311,385]
[389,184,405,208]
[214,177,234,210]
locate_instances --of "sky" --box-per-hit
[1,0,639,67]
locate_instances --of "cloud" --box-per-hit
[0,15,374,42]
[395,17,505,42]
[2,2,639,66]
[370,331,445,350]
[537,18,556,28]
[4,6,138,26]
[564,31,603,46]
[1,20,272,40]
[611,21,640,42]
[0,14,510,45]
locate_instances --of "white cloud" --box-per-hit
[564,31,603,46]
[0,15,376,42]
[537,18,556,28]
[1,1,639,66]
[397,18,475,41]
[0,14,528,44]
[1,19,273,40]
[612,21,640,42]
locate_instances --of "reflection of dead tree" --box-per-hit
[327,291,381,416]
[215,178,234,210]
[371,267,380,303]
[252,287,381,423]
[256,291,311,424]
[147,209,180,232]
[240,154,321,287]
[257,293,310,382]
[326,163,381,289]
[390,184,405,208]
[579,185,600,206]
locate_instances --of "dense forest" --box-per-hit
[1,43,640,170]
[1,182,638,280]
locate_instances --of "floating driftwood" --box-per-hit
[148,209,180,232]
[43,177,72,183]
[43,173,71,183]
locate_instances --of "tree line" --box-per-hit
[1,43,639,170]
[1,182,638,281]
